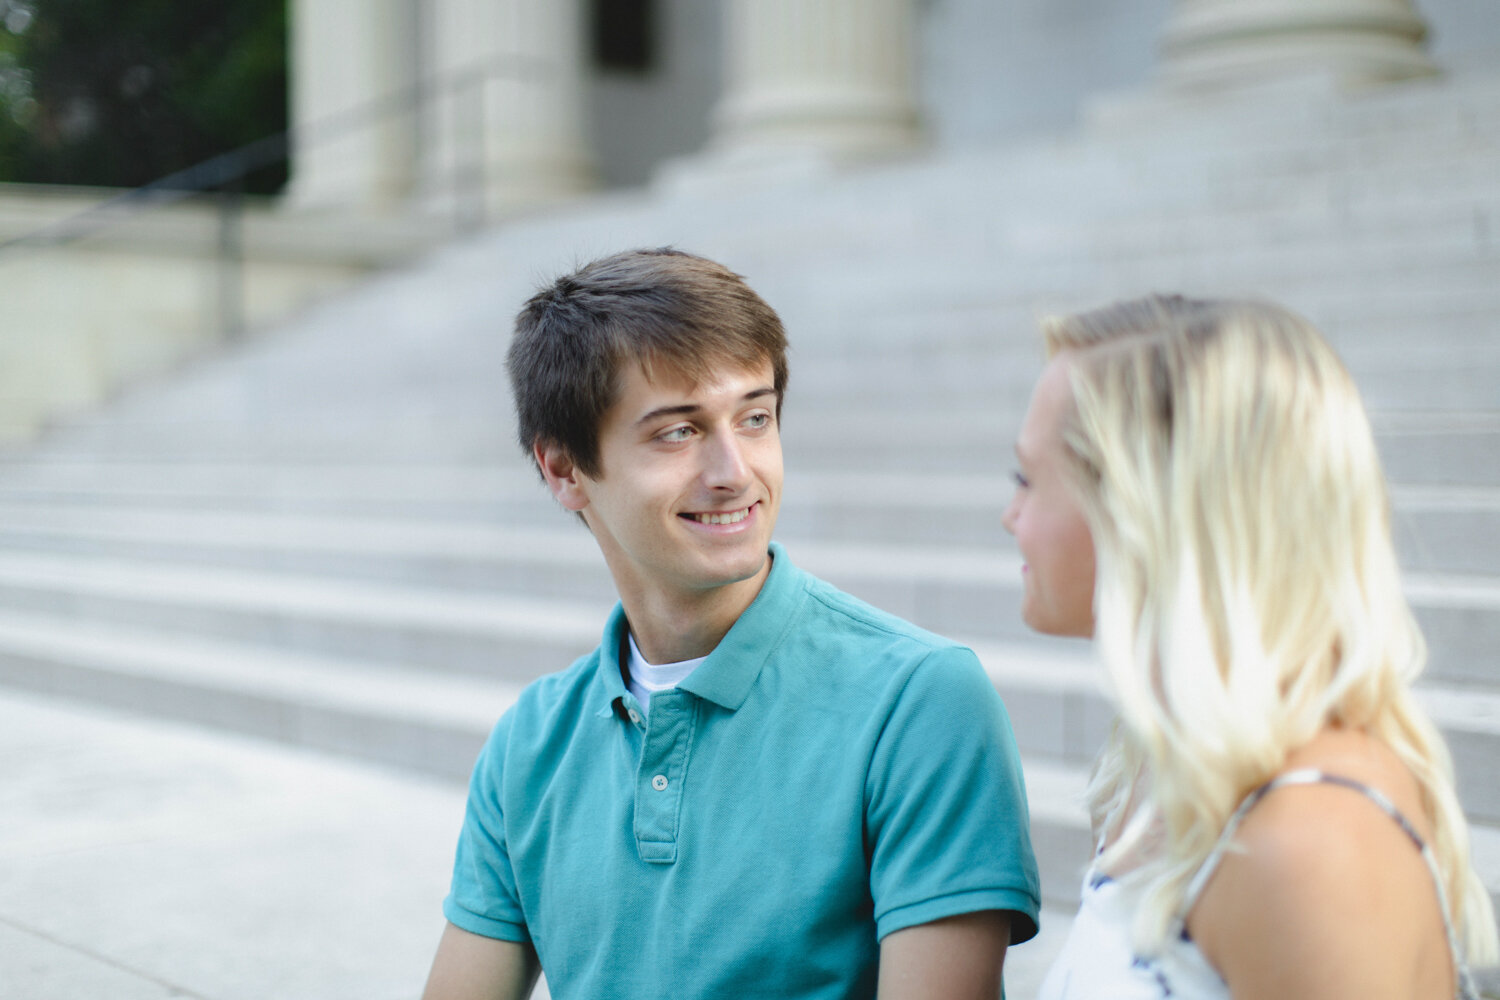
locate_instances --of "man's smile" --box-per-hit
[682,503,756,526]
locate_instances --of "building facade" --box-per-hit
[286,0,1500,216]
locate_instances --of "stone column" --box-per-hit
[420,0,595,221]
[709,0,922,163]
[285,0,421,211]
[1158,0,1437,91]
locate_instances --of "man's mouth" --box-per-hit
[683,504,753,525]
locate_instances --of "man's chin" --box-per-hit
[693,547,772,590]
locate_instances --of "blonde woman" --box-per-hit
[1003,295,1498,999]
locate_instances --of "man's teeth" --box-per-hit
[692,508,750,525]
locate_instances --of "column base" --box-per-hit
[1158,2,1438,92]
[655,87,924,199]
[713,85,923,161]
[415,152,596,228]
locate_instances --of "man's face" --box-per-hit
[565,359,783,608]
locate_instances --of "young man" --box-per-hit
[423,249,1039,1000]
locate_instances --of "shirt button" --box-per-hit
[627,709,642,724]
[651,774,669,791]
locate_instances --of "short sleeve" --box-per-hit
[865,645,1041,943]
[443,713,531,942]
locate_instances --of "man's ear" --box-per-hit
[534,440,591,512]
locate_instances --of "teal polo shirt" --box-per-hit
[444,542,1039,999]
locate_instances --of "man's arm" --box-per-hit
[422,922,541,1000]
[877,910,1011,1000]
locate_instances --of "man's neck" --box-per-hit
[620,557,772,665]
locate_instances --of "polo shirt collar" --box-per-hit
[593,605,633,718]
[679,542,804,711]
[592,542,807,716]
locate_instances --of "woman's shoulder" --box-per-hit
[1241,728,1433,853]
[1186,728,1449,999]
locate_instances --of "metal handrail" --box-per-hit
[0,49,556,255]
[0,49,554,347]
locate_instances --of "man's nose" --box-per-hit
[703,432,752,490]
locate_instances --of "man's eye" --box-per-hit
[659,426,693,443]
[743,413,770,429]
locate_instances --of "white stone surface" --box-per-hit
[0,689,465,1000]
[0,685,1076,1000]
[1159,0,1436,91]
[711,0,922,161]
[421,0,596,217]
[286,0,421,211]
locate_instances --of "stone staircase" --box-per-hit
[1,69,1497,976]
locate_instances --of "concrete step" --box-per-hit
[978,642,1500,825]
[0,502,607,593]
[0,460,534,517]
[853,98,1500,233]
[1002,193,1500,259]
[809,263,1500,351]
[0,469,1488,575]
[0,552,609,680]
[793,295,1500,362]
[1392,485,1500,576]
[790,350,1500,415]
[831,221,1500,303]
[3,253,1489,463]
[0,503,1492,684]
[0,301,1492,474]
[0,610,517,780]
[0,535,1493,732]
[0,461,1494,576]
[35,353,1495,468]
[783,409,1500,487]
[0,607,1491,937]
[813,547,1500,692]
[0,489,1023,562]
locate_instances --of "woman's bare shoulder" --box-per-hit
[1186,729,1446,1000]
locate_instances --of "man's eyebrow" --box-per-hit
[634,386,777,427]
[635,403,700,427]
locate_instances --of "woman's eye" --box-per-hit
[1012,470,1030,490]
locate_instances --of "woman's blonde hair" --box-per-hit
[1044,294,1497,962]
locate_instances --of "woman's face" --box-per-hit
[1002,355,1097,638]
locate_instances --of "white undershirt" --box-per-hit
[625,635,706,719]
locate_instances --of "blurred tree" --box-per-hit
[0,0,287,194]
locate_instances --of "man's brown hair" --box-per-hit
[507,247,789,478]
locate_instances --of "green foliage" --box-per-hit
[0,0,287,194]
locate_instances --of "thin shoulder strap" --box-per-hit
[1175,768,1479,999]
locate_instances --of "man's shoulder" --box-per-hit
[771,567,988,701]
[794,568,968,658]
[501,646,606,736]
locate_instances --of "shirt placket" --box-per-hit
[632,690,697,864]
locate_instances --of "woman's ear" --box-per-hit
[534,440,591,512]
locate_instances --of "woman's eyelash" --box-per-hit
[1012,470,1030,489]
